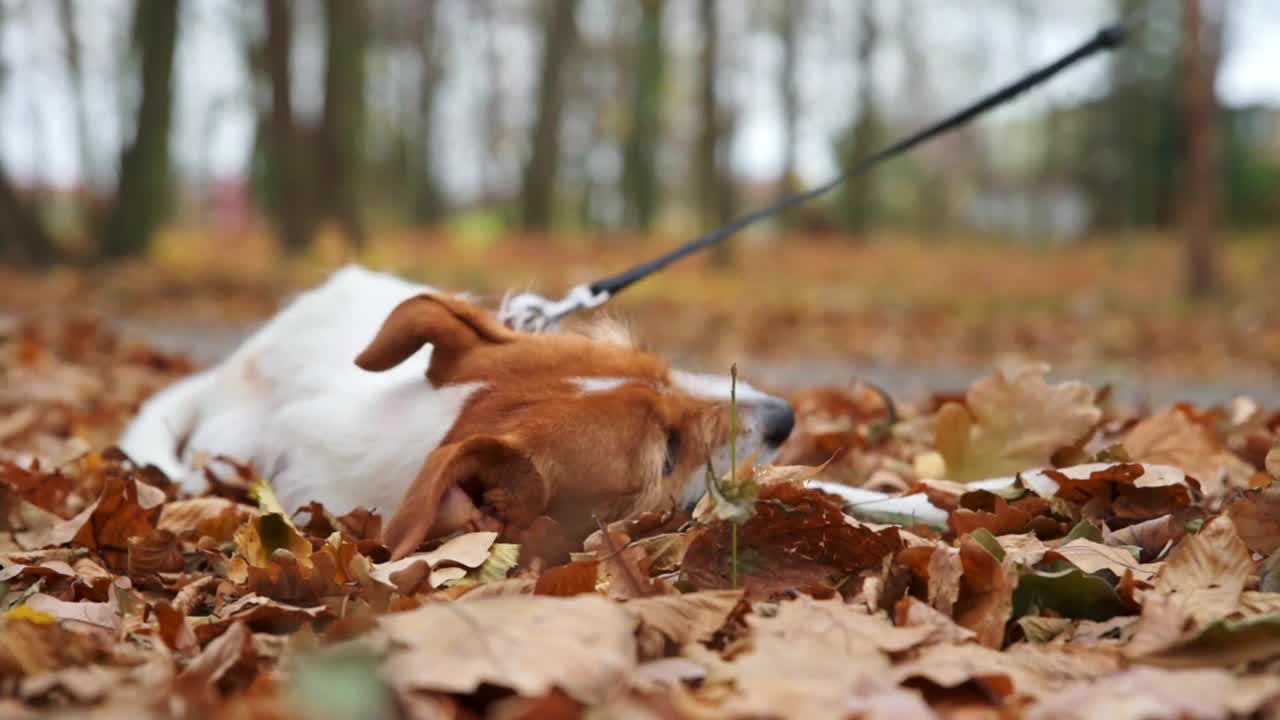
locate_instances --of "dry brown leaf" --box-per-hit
[152,601,198,654]
[176,621,253,687]
[1025,666,1280,720]
[954,534,1017,648]
[623,590,743,660]
[126,528,184,577]
[1122,408,1254,496]
[533,560,600,597]
[375,595,638,704]
[158,497,255,543]
[894,596,978,645]
[189,594,329,644]
[683,483,903,600]
[936,364,1100,483]
[748,594,936,654]
[892,643,1121,702]
[1051,539,1161,583]
[1225,484,1280,555]
[926,545,963,615]
[704,596,931,720]
[1127,516,1254,657]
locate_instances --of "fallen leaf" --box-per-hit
[1050,538,1161,583]
[936,364,1100,483]
[1127,516,1255,657]
[1025,666,1280,720]
[126,528,184,577]
[533,560,599,597]
[190,594,329,644]
[954,533,1017,647]
[683,483,903,599]
[375,595,638,704]
[1225,484,1280,555]
[894,596,977,645]
[892,642,1121,702]
[623,590,743,659]
[22,594,118,631]
[158,497,255,543]
[1142,612,1280,668]
[233,512,313,570]
[1123,408,1253,496]
[1012,566,1131,622]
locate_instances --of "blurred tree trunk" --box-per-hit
[263,0,313,253]
[0,172,58,267]
[321,0,367,248]
[412,0,444,225]
[57,0,95,191]
[1181,0,1220,299]
[840,1,879,237]
[520,0,579,232]
[621,0,665,231]
[0,3,57,266]
[698,0,735,265]
[777,2,799,198]
[101,0,179,259]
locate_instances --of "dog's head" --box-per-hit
[354,293,795,559]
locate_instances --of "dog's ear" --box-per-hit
[355,294,514,380]
[382,435,551,560]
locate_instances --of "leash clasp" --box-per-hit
[499,284,611,333]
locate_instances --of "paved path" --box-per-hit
[119,321,1280,410]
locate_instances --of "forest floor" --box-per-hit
[1,231,1279,718]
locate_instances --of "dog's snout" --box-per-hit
[760,400,795,447]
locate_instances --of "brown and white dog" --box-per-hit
[120,266,794,559]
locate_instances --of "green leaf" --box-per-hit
[1260,549,1280,594]
[1012,564,1130,621]
[287,651,397,720]
[968,528,1006,562]
[1062,519,1103,544]
[444,543,520,588]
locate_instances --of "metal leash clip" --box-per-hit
[499,284,612,333]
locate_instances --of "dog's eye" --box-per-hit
[663,429,681,475]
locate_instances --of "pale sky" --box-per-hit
[1,0,1276,198]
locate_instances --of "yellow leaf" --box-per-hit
[4,605,56,625]
[936,364,1099,483]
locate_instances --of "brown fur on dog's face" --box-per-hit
[355,293,767,560]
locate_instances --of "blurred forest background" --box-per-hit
[0,0,1278,393]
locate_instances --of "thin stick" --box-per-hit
[730,363,738,590]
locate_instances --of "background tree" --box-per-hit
[261,0,313,253]
[520,0,580,232]
[839,0,881,236]
[410,0,446,225]
[321,0,369,249]
[0,3,57,266]
[621,0,665,231]
[775,0,800,198]
[57,0,96,193]
[101,0,180,259]
[1180,0,1221,299]
[698,0,736,265]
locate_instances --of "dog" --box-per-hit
[120,265,795,559]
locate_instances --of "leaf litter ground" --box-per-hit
[3,313,1280,719]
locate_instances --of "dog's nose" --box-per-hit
[761,400,796,447]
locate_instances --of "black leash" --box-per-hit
[500,22,1127,332]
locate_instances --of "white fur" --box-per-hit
[120,265,482,516]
